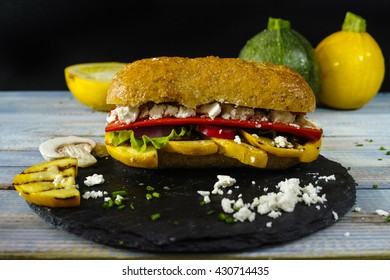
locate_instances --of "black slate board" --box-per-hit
[30,155,356,253]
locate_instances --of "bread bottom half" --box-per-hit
[107,146,300,170]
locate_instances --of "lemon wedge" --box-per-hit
[65,62,126,111]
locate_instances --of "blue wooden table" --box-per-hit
[1,91,389,259]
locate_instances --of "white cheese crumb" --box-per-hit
[234,198,244,210]
[301,184,327,205]
[149,104,166,119]
[344,232,350,237]
[175,106,196,118]
[233,135,241,144]
[273,136,293,148]
[266,222,272,228]
[375,209,389,217]
[197,102,221,119]
[318,175,336,182]
[84,174,105,187]
[164,105,179,117]
[233,206,256,222]
[354,207,362,212]
[113,106,139,124]
[53,174,63,186]
[212,175,236,194]
[114,195,124,203]
[268,110,295,124]
[197,190,211,204]
[221,198,235,213]
[197,190,210,197]
[82,190,104,200]
[268,210,282,219]
[255,178,326,217]
[332,211,339,221]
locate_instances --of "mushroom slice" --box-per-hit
[39,136,97,167]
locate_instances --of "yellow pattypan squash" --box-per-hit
[315,12,385,109]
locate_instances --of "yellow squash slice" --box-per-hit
[241,130,321,162]
[13,158,80,207]
[211,138,268,168]
[163,140,218,155]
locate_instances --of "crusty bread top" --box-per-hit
[107,56,316,112]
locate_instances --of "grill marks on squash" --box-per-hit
[13,158,81,207]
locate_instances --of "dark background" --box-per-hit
[0,0,389,91]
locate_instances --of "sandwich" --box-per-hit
[104,56,322,169]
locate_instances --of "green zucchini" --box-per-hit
[239,17,320,95]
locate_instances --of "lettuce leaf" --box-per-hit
[107,127,189,152]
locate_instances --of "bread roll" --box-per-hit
[107,56,315,112]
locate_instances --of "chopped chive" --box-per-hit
[225,216,235,224]
[379,146,386,150]
[103,200,114,208]
[146,193,153,200]
[112,190,127,197]
[129,202,135,210]
[146,186,155,191]
[356,144,363,147]
[218,213,227,221]
[386,216,390,222]
[347,167,351,171]
[150,213,160,221]
[117,204,125,209]
[171,220,180,226]
[207,210,215,215]
[200,200,206,206]
[152,192,161,198]
[386,151,390,155]
[372,184,378,189]
[378,158,383,161]
[218,212,235,223]
[365,139,373,142]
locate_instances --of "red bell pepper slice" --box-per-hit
[105,117,322,141]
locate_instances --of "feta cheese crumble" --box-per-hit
[84,174,105,187]
[317,175,336,182]
[273,136,293,148]
[200,175,328,224]
[375,209,389,217]
[197,190,211,204]
[233,135,241,144]
[212,175,236,194]
[53,174,64,186]
[82,190,106,200]
[233,206,256,222]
